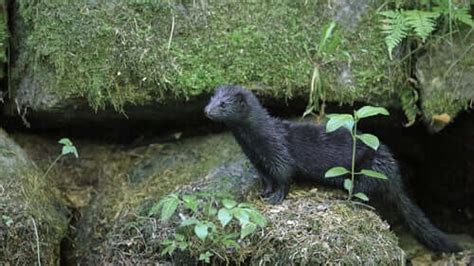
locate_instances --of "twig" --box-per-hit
[334,199,375,210]
[350,200,376,210]
[42,155,63,180]
[167,15,175,51]
[31,217,42,266]
[349,116,357,200]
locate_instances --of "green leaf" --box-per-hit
[361,169,388,180]
[58,138,73,146]
[218,208,233,227]
[222,239,240,249]
[175,233,185,241]
[204,200,218,216]
[206,206,217,216]
[241,222,257,239]
[237,203,253,208]
[198,251,213,263]
[356,134,380,151]
[344,179,353,192]
[58,138,79,158]
[161,239,174,245]
[178,241,188,250]
[2,215,13,227]
[180,218,199,227]
[194,223,209,241]
[325,167,350,178]
[354,192,369,201]
[207,221,217,231]
[62,146,79,158]
[319,21,337,54]
[232,208,250,226]
[326,114,354,133]
[148,200,165,217]
[303,66,322,117]
[247,209,267,227]
[222,199,237,209]
[160,195,179,221]
[356,106,389,119]
[160,243,176,256]
[182,195,198,212]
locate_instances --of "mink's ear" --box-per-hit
[235,92,246,107]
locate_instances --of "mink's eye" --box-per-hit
[219,102,227,108]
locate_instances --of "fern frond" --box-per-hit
[433,3,474,27]
[380,10,409,59]
[451,7,474,27]
[404,10,440,42]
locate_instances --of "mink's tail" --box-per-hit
[372,148,462,253]
[390,185,461,252]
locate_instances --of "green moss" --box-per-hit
[66,133,243,261]
[122,188,404,265]
[422,90,466,119]
[0,0,8,78]
[416,31,474,130]
[0,129,68,265]
[16,1,403,111]
[7,132,242,263]
[320,11,403,106]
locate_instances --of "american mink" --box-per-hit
[204,85,461,253]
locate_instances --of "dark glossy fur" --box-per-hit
[205,85,461,253]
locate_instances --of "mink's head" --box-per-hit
[204,85,253,123]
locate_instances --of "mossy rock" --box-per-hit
[100,159,405,264]
[70,133,243,263]
[7,1,406,126]
[0,128,68,265]
[416,31,474,132]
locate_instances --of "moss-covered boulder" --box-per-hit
[100,159,405,265]
[0,128,68,265]
[416,32,474,132]
[6,1,407,127]
[69,133,243,264]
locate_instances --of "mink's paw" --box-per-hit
[265,190,285,205]
[260,186,274,198]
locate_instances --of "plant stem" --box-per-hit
[31,217,41,266]
[42,155,62,180]
[349,118,358,200]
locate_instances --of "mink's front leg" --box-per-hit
[266,180,290,205]
[259,173,274,198]
[264,167,292,205]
